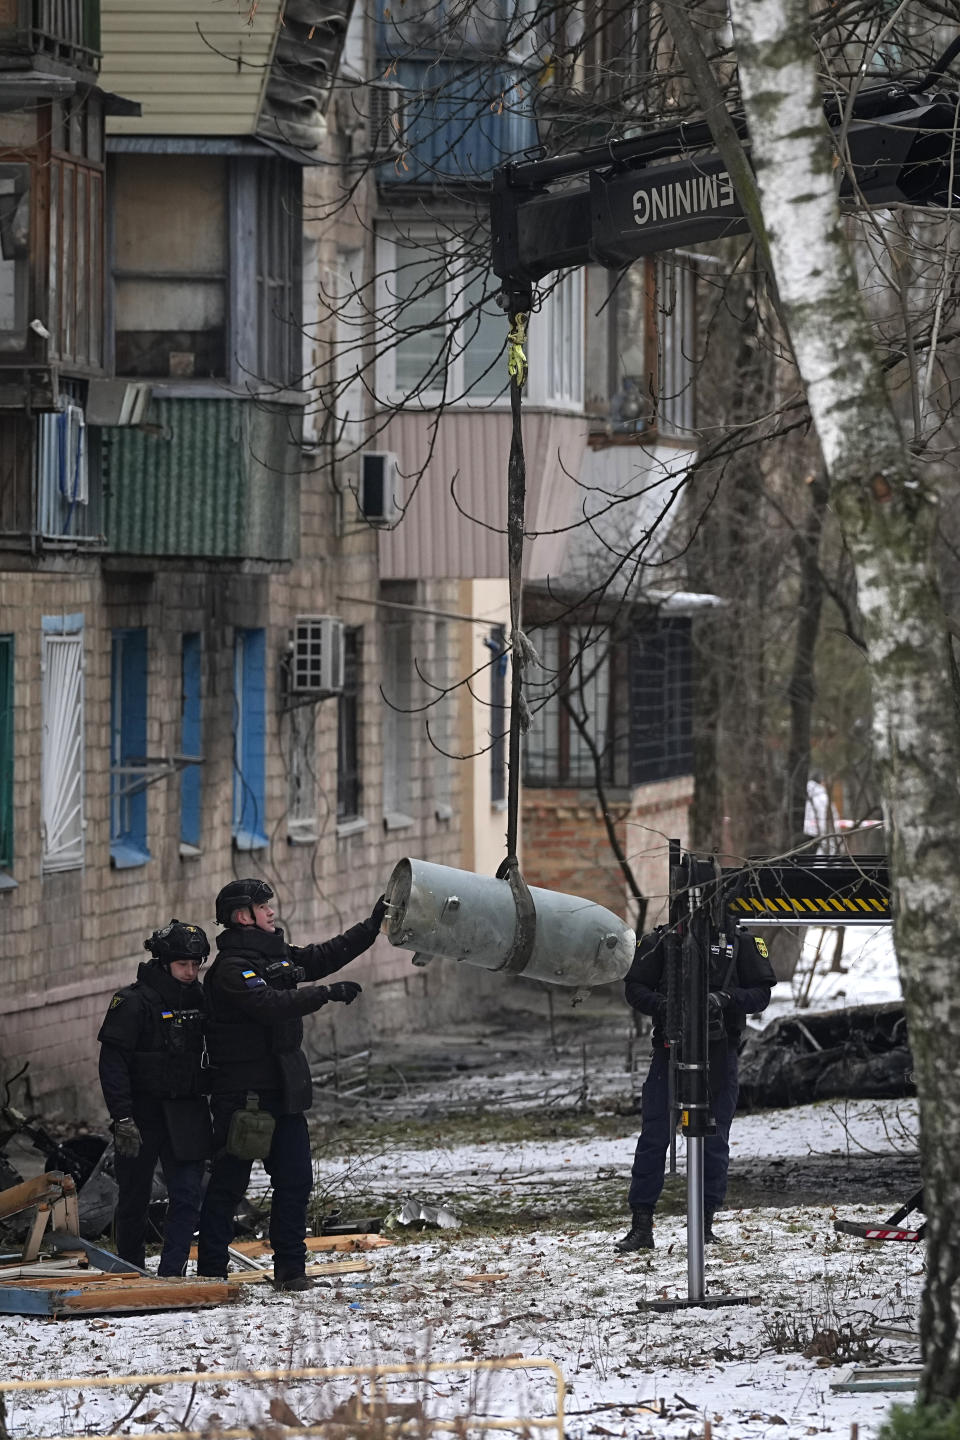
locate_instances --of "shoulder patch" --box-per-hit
[109,993,125,1009]
[241,969,257,978]
[755,938,769,958]
[245,976,267,988]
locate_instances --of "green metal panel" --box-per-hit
[103,398,300,561]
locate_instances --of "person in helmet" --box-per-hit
[196,878,385,1292]
[97,921,212,1275]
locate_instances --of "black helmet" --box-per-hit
[215,878,274,927]
[145,920,210,966]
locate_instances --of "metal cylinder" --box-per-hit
[384,858,636,989]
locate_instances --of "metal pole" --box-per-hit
[686,1137,705,1300]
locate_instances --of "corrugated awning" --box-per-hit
[105,134,322,164]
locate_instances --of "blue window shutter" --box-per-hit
[233,628,268,850]
[0,636,13,870]
[110,628,151,868]
[180,633,203,848]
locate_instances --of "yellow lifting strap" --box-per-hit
[507,312,528,390]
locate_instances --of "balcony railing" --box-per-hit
[0,0,100,69]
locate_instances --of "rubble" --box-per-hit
[737,1001,912,1110]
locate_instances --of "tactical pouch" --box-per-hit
[225,1092,275,1161]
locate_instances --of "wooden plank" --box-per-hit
[56,1280,241,1314]
[0,1274,145,1289]
[189,1234,391,1260]
[0,1174,65,1221]
[233,1260,372,1285]
[20,1205,51,1265]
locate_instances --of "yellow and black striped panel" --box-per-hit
[722,858,890,924]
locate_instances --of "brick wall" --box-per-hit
[521,774,694,931]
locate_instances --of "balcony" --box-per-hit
[102,397,301,564]
[0,0,100,71]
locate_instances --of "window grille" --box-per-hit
[523,626,613,786]
[628,618,693,784]
[41,629,84,871]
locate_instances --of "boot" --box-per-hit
[704,1209,718,1244]
[614,1206,654,1252]
[273,1271,316,1293]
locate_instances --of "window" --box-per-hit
[653,257,696,435]
[0,634,12,872]
[233,628,268,850]
[382,610,414,824]
[112,153,301,387]
[180,633,203,853]
[375,227,507,405]
[41,616,85,872]
[523,625,614,786]
[110,628,150,868]
[114,155,227,380]
[526,269,584,409]
[486,625,507,805]
[288,704,317,843]
[257,159,301,389]
[628,618,693,784]
[36,395,102,542]
[337,628,362,822]
[588,253,696,438]
[0,164,30,350]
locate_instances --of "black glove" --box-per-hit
[363,895,387,937]
[326,981,363,1005]
[707,991,731,1018]
[112,1117,142,1158]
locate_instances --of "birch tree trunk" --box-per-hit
[726,0,960,1404]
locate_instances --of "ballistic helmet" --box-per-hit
[215,878,274,927]
[144,920,210,966]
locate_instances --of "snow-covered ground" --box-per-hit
[0,925,920,1440]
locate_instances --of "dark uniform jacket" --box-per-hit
[98,960,210,1161]
[625,923,777,1045]
[203,921,376,1114]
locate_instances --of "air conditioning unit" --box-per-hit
[367,83,404,159]
[290,615,345,696]
[361,451,402,527]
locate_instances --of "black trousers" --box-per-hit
[627,1042,740,1211]
[114,1112,205,1275]
[197,1092,313,1282]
